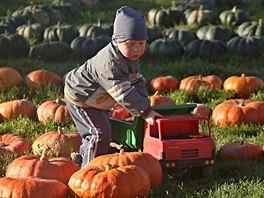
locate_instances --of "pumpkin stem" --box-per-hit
[241,73,246,78]
[240,141,244,145]
[106,164,112,171]
[153,91,159,96]
[0,142,8,147]
[40,149,48,161]
[119,148,125,156]
[239,100,245,106]
[97,18,101,27]
[172,0,176,7]
[231,6,237,13]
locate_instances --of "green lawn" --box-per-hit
[1,0,264,197]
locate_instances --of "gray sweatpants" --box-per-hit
[65,97,111,168]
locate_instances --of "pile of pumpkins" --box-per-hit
[0,126,163,197]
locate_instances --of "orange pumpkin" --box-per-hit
[68,164,150,198]
[6,154,79,185]
[212,99,264,127]
[218,142,263,161]
[32,127,81,158]
[149,75,179,94]
[37,98,72,124]
[0,99,37,122]
[109,104,131,120]
[87,149,163,187]
[191,103,212,117]
[0,134,31,157]
[25,69,62,89]
[179,75,222,93]
[0,177,70,198]
[148,92,176,107]
[223,74,264,98]
[0,67,23,90]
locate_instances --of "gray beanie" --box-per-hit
[112,6,148,42]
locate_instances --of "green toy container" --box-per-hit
[110,103,197,150]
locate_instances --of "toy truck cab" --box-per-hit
[143,114,216,177]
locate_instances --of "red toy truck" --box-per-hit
[110,104,216,177]
[143,114,216,177]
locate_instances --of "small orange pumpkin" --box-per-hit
[6,154,79,185]
[0,99,37,122]
[223,74,264,98]
[0,177,70,198]
[0,67,23,90]
[218,142,263,161]
[87,149,163,187]
[25,69,62,89]
[148,92,176,107]
[0,134,31,157]
[109,104,131,120]
[37,98,72,124]
[68,164,150,198]
[212,99,264,127]
[179,75,222,93]
[32,127,81,158]
[149,75,179,94]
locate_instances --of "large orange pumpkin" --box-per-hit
[0,134,31,157]
[149,75,179,94]
[0,67,23,90]
[68,164,150,198]
[32,127,81,158]
[25,69,62,89]
[179,75,222,93]
[223,74,264,98]
[87,149,163,187]
[6,154,79,185]
[212,99,264,127]
[0,99,37,122]
[37,98,72,124]
[218,142,263,161]
[0,177,70,198]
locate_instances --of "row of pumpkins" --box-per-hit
[0,66,263,127]
[2,1,264,61]
[0,66,264,197]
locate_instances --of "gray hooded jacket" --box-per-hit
[64,42,151,117]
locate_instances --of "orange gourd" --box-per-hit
[87,149,163,187]
[68,164,150,198]
[0,134,31,157]
[6,154,79,185]
[0,99,37,122]
[223,74,263,98]
[0,67,23,90]
[212,99,264,127]
[37,98,72,124]
[150,75,179,94]
[0,177,70,198]
[179,75,222,93]
[32,127,81,158]
[148,92,175,107]
[218,142,263,161]
[25,69,62,89]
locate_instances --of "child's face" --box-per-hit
[116,40,146,61]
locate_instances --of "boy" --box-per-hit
[64,6,162,168]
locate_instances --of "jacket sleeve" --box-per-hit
[97,60,151,117]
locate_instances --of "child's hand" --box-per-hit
[145,110,163,125]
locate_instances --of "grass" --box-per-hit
[1,0,264,197]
